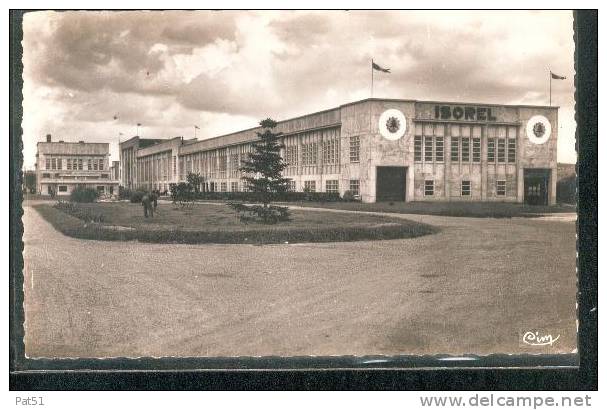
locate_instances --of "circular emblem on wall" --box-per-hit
[526,115,552,145]
[379,109,407,140]
[386,116,400,133]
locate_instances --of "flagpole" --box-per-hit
[549,70,552,107]
[371,59,374,98]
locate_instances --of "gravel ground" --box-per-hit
[22,204,577,358]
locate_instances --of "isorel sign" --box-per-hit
[435,105,498,121]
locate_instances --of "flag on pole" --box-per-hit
[372,61,390,73]
[194,125,200,129]
[137,123,142,127]
[551,72,566,80]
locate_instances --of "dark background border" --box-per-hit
[9,9,597,390]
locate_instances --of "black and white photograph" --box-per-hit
[9,8,596,392]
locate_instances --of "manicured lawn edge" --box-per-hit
[273,201,577,218]
[158,199,575,218]
[33,204,438,244]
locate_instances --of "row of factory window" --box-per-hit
[424,180,507,196]
[45,157,106,171]
[416,123,518,138]
[286,133,515,167]
[41,172,110,179]
[176,138,348,179]
[296,179,359,196]
[283,139,341,166]
[196,179,361,197]
[414,136,516,164]
[135,124,518,180]
[137,156,173,182]
[48,185,113,194]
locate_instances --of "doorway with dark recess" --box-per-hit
[376,166,407,202]
[524,168,550,205]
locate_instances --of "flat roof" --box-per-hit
[37,141,110,155]
[128,97,560,155]
[196,97,559,143]
[37,141,108,145]
[346,97,559,110]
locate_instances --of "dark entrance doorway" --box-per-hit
[376,166,407,201]
[524,168,550,205]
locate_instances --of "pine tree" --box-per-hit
[229,118,291,224]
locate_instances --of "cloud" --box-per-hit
[23,11,239,95]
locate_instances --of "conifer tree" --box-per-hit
[229,118,291,223]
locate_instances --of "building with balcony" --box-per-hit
[35,134,119,197]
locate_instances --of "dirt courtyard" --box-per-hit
[22,204,577,358]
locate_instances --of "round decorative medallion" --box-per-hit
[379,109,407,140]
[386,116,400,133]
[533,122,546,138]
[526,115,551,144]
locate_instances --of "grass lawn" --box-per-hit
[35,202,437,244]
[277,200,576,218]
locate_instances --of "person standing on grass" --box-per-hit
[141,193,154,218]
[151,190,158,210]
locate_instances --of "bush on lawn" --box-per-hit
[118,186,133,200]
[170,182,196,207]
[228,202,291,224]
[129,190,147,203]
[342,190,360,202]
[69,186,99,203]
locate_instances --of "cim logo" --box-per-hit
[434,105,498,122]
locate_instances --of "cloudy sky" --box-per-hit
[21,10,576,168]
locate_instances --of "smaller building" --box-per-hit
[35,134,119,197]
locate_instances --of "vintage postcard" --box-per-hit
[16,10,578,364]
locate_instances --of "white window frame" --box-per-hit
[424,180,434,196]
[304,180,316,192]
[349,136,360,163]
[461,180,471,196]
[496,180,506,196]
[349,179,360,196]
[325,179,339,193]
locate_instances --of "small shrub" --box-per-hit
[227,202,291,224]
[342,190,359,202]
[170,182,195,207]
[186,172,204,193]
[69,186,99,203]
[129,190,147,203]
[118,186,132,200]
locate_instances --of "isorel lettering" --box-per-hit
[434,105,498,121]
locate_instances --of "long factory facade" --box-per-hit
[120,98,559,205]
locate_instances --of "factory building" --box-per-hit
[35,134,119,197]
[120,98,558,205]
